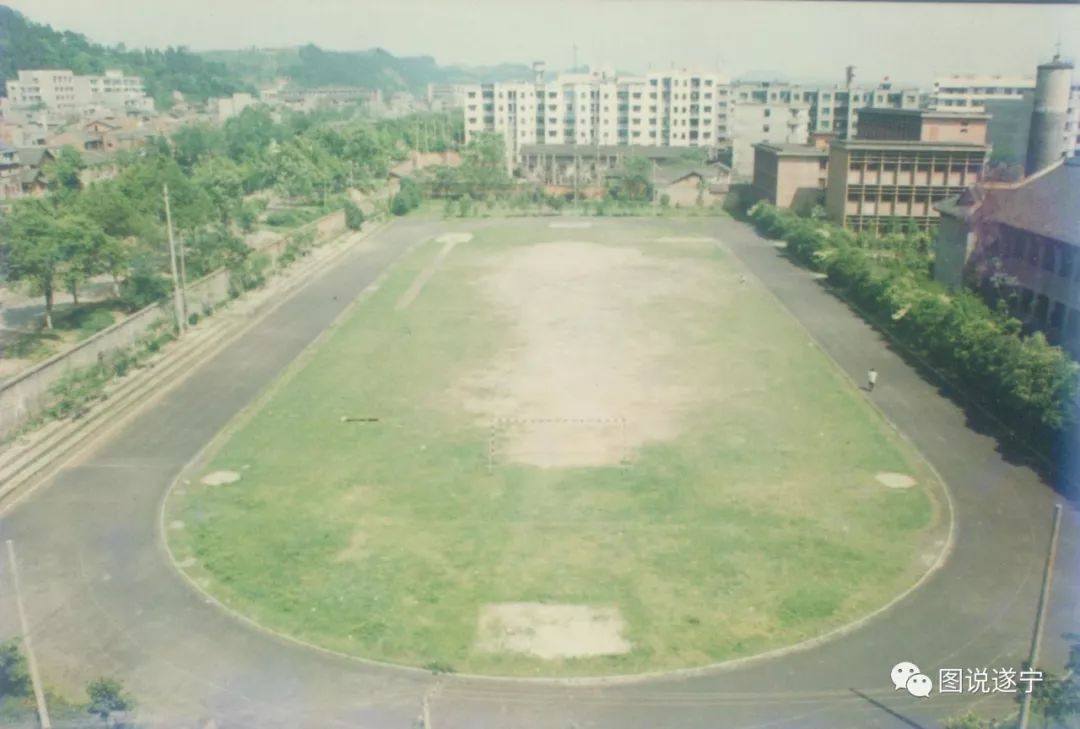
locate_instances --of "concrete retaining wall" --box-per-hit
[252,209,346,265]
[0,209,346,439]
[0,301,169,437]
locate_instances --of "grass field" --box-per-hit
[166,217,948,677]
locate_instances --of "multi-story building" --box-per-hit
[426,83,468,112]
[928,74,1035,110]
[774,80,921,139]
[934,158,1080,355]
[4,69,83,112]
[824,107,990,231]
[86,70,153,112]
[930,70,1080,161]
[729,78,920,176]
[751,141,829,213]
[463,68,731,169]
[3,69,152,114]
[519,143,705,185]
[279,87,382,112]
[729,82,810,178]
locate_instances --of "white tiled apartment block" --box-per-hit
[928,73,1080,157]
[928,74,1035,109]
[463,68,731,165]
[4,69,83,111]
[4,69,152,113]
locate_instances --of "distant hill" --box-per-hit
[0,4,252,107]
[0,4,541,107]
[202,44,536,93]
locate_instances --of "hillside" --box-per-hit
[202,44,535,93]
[0,4,537,106]
[0,4,252,107]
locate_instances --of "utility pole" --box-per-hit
[177,228,188,325]
[6,540,51,729]
[1018,504,1063,729]
[163,184,186,335]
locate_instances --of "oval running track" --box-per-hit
[0,216,1076,729]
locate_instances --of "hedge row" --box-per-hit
[748,203,1079,441]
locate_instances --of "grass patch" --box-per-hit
[169,217,946,677]
[2,329,60,361]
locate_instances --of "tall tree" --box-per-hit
[2,200,67,329]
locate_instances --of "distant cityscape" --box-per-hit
[2,51,1079,356]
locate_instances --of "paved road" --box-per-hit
[0,216,1076,729]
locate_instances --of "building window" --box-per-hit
[763,124,770,132]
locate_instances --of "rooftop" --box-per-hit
[519,144,704,160]
[833,139,990,152]
[856,107,991,121]
[753,142,828,158]
[936,159,1080,247]
[16,146,53,168]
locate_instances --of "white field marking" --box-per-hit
[395,234,471,310]
[6,540,52,729]
[549,221,592,229]
[201,470,241,486]
[876,472,917,489]
[475,603,631,659]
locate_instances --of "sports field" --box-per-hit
[166,217,948,677]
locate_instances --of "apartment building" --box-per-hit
[463,68,731,167]
[3,69,152,114]
[728,79,920,180]
[87,70,154,112]
[805,82,921,139]
[739,80,920,139]
[930,72,1080,160]
[729,82,810,178]
[4,69,82,112]
[426,83,468,111]
[929,74,1034,110]
[279,87,382,112]
[824,107,990,231]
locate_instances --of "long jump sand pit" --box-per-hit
[476,603,631,659]
[168,219,949,677]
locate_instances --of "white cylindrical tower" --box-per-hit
[1025,55,1074,175]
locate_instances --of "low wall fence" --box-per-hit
[0,208,346,439]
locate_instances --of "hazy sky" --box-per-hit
[7,0,1080,86]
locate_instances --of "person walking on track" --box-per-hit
[867,368,878,392]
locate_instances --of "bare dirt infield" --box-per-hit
[167,218,948,677]
[460,240,700,468]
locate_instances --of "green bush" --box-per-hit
[229,252,271,295]
[265,209,302,228]
[75,309,115,338]
[390,177,422,216]
[749,202,1080,442]
[120,267,172,312]
[344,200,365,230]
[0,641,31,699]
